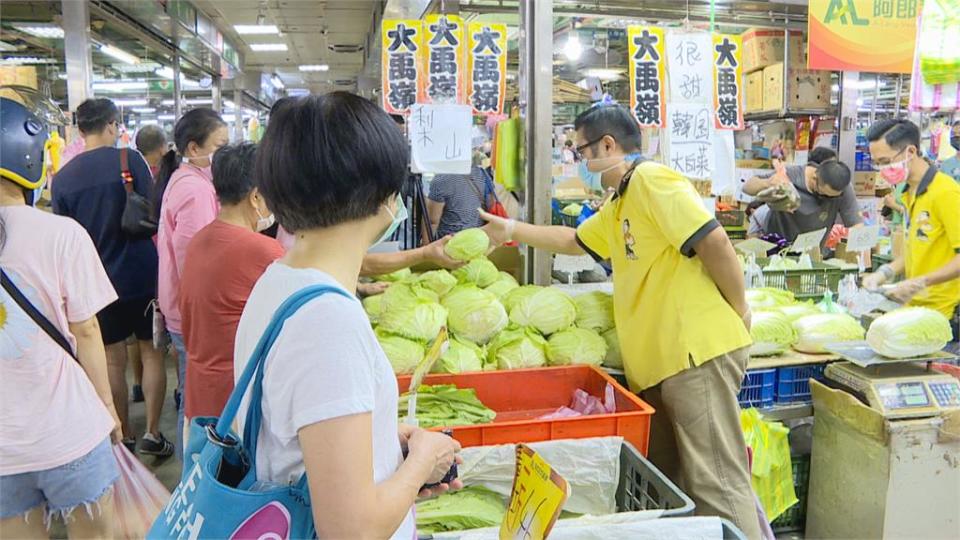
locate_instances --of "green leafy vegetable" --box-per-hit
[574,291,615,332]
[441,285,508,344]
[362,294,383,324]
[749,311,796,356]
[375,329,424,374]
[746,288,796,309]
[601,328,622,369]
[432,337,486,374]
[445,228,490,261]
[501,285,543,313]
[866,307,953,358]
[771,302,820,322]
[415,486,506,533]
[452,257,500,287]
[416,270,458,297]
[484,272,520,299]
[792,313,865,353]
[488,326,548,370]
[509,287,577,335]
[561,203,583,217]
[398,384,496,428]
[377,283,447,341]
[764,255,801,271]
[546,327,607,366]
[373,267,412,282]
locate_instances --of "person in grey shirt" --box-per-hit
[742,153,861,245]
[427,165,488,238]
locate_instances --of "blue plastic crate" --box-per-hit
[775,364,827,404]
[738,368,776,409]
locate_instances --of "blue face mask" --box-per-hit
[373,193,408,247]
[578,160,602,190]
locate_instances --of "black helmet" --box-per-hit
[0,85,66,191]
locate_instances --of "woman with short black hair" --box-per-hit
[234,92,461,538]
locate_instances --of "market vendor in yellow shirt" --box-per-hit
[863,119,960,341]
[480,104,760,538]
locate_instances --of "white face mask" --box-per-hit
[255,205,276,232]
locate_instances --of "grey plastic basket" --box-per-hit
[616,442,695,517]
[721,518,748,539]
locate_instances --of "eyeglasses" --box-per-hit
[575,134,610,158]
[872,147,907,170]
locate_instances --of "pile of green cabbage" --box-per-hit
[547,327,607,366]
[432,337,491,374]
[373,267,412,282]
[362,294,383,324]
[444,228,490,261]
[377,283,447,342]
[501,285,542,313]
[574,291,615,332]
[416,486,506,533]
[749,311,797,356]
[746,288,796,309]
[484,272,519,299]
[398,384,496,428]
[487,326,548,369]
[453,257,500,287]
[416,270,458,296]
[866,307,953,358]
[792,313,865,353]
[376,329,424,374]
[441,285,508,344]
[601,328,622,368]
[509,287,577,335]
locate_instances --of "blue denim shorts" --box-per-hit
[0,439,119,522]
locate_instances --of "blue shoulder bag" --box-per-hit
[148,284,352,540]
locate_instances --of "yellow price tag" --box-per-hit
[499,444,569,540]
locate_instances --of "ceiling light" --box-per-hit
[299,64,329,72]
[288,88,309,97]
[132,107,156,113]
[856,98,864,107]
[12,24,64,39]
[271,74,284,89]
[158,114,176,121]
[161,98,212,106]
[582,68,624,81]
[113,98,149,107]
[224,100,236,109]
[155,66,175,79]
[250,43,287,52]
[100,44,140,65]
[140,119,159,126]
[0,56,58,65]
[234,24,279,35]
[563,35,582,61]
[93,81,149,91]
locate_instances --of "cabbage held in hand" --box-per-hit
[484,272,519,299]
[866,307,952,359]
[444,228,490,261]
[441,285,508,344]
[432,337,486,374]
[509,287,577,335]
[574,291,615,332]
[416,270,458,297]
[601,328,622,369]
[376,329,424,374]
[792,313,865,353]
[488,326,548,370]
[749,311,796,356]
[452,257,500,287]
[501,285,543,313]
[546,327,607,366]
[378,283,447,341]
[373,267,412,282]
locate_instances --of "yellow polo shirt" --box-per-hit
[902,167,960,317]
[576,161,752,391]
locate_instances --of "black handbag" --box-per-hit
[120,148,158,237]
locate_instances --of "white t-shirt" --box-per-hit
[234,263,415,540]
[0,206,117,475]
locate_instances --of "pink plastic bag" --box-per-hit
[111,444,171,539]
[540,383,617,419]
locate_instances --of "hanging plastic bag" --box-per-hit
[740,409,797,522]
[112,444,171,539]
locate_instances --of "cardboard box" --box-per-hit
[854,171,877,196]
[746,70,765,112]
[762,63,832,112]
[741,28,804,73]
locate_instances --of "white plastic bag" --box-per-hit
[112,444,170,539]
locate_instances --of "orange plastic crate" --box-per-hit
[397,365,655,455]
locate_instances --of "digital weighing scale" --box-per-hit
[824,362,960,419]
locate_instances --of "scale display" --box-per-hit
[825,362,960,418]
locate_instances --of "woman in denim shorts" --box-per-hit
[0,93,122,537]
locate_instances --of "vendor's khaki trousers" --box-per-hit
[641,347,762,540]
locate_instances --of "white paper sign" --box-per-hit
[791,227,828,253]
[846,225,881,252]
[409,103,472,174]
[711,129,736,195]
[666,32,714,105]
[666,102,714,178]
[735,238,775,257]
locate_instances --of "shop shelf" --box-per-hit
[738,368,776,409]
[755,258,858,298]
[775,364,827,404]
[617,441,694,516]
[771,453,811,533]
[397,365,654,454]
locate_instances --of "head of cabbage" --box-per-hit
[792,313,865,353]
[866,307,953,359]
[770,302,820,322]
[749,311,796,356]
[362,293,383,324]
[416,270,458,297]
[546,327,607,366]
[746,288,796,309]
[452,257,500,288]
[509,287,577,336]
[488,326,548,370]
[601,328,622,369]
[376,329,424,374]
[377,283,447,341]
[432,337,486,374]
[484,272,519,299]
[501,285,543,314]
[373,267,412,282]
[574,292,615,333]
[444,228,490,261]
[441,285,508,344]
